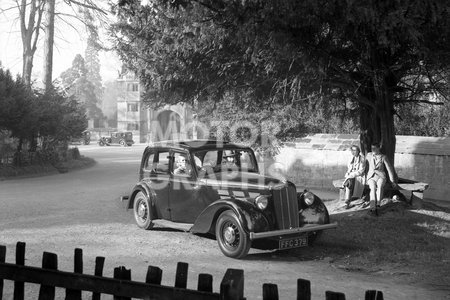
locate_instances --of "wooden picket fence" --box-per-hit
[0,242,384,300]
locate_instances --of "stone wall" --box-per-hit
[263,134,450,202]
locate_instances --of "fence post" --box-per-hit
[220,269,244,300]
[113,266,131,300]
[197,273,213,292]
[145,266,163,285]
[14,242,26,300]
[92,256,105,300]
[0,245,6,300]
[365,290,384,300]
[175,262,189,289]
[297,279,311,300]
[66,248,83,300]
[38,252,58,300]
[325,291,346,300]
[263,283,279,300]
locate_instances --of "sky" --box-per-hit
[0,1,122,85]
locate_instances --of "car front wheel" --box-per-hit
[119,139,126,146]
[215,210,250,259]
[307,200,330,245]
[133,191,154,230]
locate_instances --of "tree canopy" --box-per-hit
[60,54,104,121]
[111,0,450,161]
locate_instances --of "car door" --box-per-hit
[143,149,171,220]
[169,151,206,223]
[110,133,118,144]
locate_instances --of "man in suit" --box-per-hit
[343,145,366,209]
[366,143,397,215]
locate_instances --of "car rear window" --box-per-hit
[193,148,258,173]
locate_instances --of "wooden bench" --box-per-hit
[332,177,429,208]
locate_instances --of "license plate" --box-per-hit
[279,236,308,249]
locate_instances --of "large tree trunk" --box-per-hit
[359,73,396,166]
[19,0,45,87]
[22,50,34,87]
[43,0,56,92]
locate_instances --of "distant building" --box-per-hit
[116,73,197,143]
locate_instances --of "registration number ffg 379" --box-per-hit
[279,236,308,250]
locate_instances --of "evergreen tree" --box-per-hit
[0,68,37,146]
[1,66,87,157]
[60,54,103,122]
[111,0,450,163]
[84,9,103,108]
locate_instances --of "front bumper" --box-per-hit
[249,222,338,240]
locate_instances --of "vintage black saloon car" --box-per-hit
[70,130,91,145]
[98,131,134,146]
[122,140,337,258]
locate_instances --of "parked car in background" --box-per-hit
[98,131,134,146]
[122,140,337,258]
[70,130,91,145]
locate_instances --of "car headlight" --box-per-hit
[255,195,269,210]
[303,192,315,206]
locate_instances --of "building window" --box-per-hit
[127,83,139,92]
[127,123,139,131]
[127,103,138,112]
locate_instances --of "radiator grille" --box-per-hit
[272,184,299,229]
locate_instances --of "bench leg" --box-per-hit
[410,191,424,209]
[339,188,345,201]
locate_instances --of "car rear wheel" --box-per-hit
[215,210,250,259]
[133,191,154,230]
[98,140,105,146]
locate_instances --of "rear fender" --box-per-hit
[190,198,270,235]
[127,183,153,210]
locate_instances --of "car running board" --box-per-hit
[152,219,193,232]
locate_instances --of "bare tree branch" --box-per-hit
[66,0,107,15]
[394,99,444,105]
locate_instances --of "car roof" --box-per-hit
[147,139,251,151]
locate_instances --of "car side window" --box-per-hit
[202,150,218,167]
[143,153,156,172]
[239,151,252,170]
[154,151,170,174]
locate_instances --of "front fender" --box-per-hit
[190,198,271,235]
[298,191,330,225]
